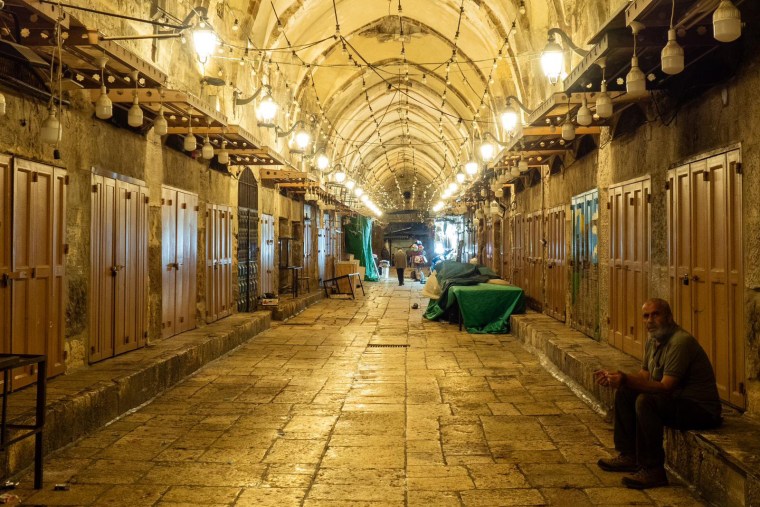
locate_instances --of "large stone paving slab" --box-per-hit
[10,280,706,506]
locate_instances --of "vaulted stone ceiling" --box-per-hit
[188,0,623,211]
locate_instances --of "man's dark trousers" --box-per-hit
[613,387,720,468]
[396,268,404,286]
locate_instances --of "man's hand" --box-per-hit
[594,369,626,388]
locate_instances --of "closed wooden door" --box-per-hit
[91,175,149,362]
[161,187,198,339]
[668,150,745,408]
[303,205,313,280]
[609,179,650,358]
[3,159,66,388]
[545,206,566,322]
[571,190,600,340]
[510,214,523,288]
[501,218,510,282]
[206,204,232,322]
[318,227,326,283]
[524,211,543,310]
[260,213,275,295]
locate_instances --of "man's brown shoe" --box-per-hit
[597,454,638,472]
[622,467,669,489]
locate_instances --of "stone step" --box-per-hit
[2,311,271,478]
[266,290,326,321]
[510,311,760,507]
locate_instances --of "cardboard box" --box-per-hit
[260,298,279,306]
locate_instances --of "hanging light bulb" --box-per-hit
[127,94,143,127]
[518,158,529,173]
[561,114,576,141]
[541,35,564,84]
[193,21,219,63]
[448,182,459,192]
[217,141,229,165]
[256,90,278,126]
[576,95,593,126]
[316,153,330,171]
[501,101,519,133]
[41,105,61,145]
[354,187,364,197]
[518,0,526,15]
[713,0,741,43]
[479,140,495,163]
[202,137,214,159]
[292,127,311,153]
[333,168,346,183]
[153,105,168,136]
[456,172,466,184]
[95,85,112,120]
[626,23,646,98]
[346,180,356,190]
[465,159,479,175]
[184,126,197,151]
[661,29,684,75]
[626,56,646,97]
[596,81,613,119]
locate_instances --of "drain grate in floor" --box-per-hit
[366,344,410,348]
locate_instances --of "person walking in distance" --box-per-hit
[394,248,407,286]
[594,298,722,489]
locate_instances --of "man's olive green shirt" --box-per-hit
[641,326,722,417]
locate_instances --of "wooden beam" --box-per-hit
[259,169,309,180]
[523,126,602,136]
[89,88,227,125]
[18,0,71,28]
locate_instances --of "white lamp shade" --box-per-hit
[41,107,61,145]
[465,160,479,175]
[0,92,5,116]
[595,83,614,119]
[153,111,168,136]
[479,142,495,163]
[541,40,564,84]
[511,166,521,178]
[518,158,529,173]
[576,96,593,126]
[193,27,219,63]
[256,95,278,124]
[561,116,576,141]
[713,0,741,43]
[626,57,647,97]
[661,29,685,75]
[95,86,112,119]
[316,154,330,170]
[490,201,500,216]
[473,217,480,227]
[501,105,519,132]
[202,138,214,159]
[217,147,229,165]
[495,188,504,198]
[184,134,197,152]
[127,97,143,127]
[294,130,311,151]
[456,172,466,184]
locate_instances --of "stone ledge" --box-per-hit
[268,290,325,321]
[510,311,760,507]
[2,311,271,478]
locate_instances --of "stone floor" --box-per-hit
[8,280,706,506]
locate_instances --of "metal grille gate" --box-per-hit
[237,168,258,312]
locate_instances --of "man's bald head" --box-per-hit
[642,298,676,340]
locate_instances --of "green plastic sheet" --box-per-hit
[424,283,525,334]
[345,215,379,282]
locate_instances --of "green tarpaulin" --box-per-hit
[424,284,525,334]
[345,215,379,282]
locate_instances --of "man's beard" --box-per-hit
[648,324,676,342]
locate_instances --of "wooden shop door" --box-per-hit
[570,189,600,340]
[545,205,566,322]
[206,204,232,322]
[510,214,524,288]
[91,174,149,362]
[260,213,275,295]
[161,187,198,339]
[0,157,66,388]
[524,211,543,311]
[668,150,745,408]
[609,178,650,359]
[303,205,313,281]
